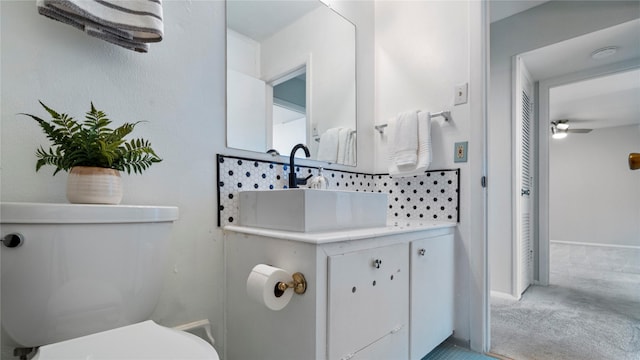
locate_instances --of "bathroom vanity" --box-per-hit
[224,221,455,360]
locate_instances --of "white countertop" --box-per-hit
[224,220,456,244]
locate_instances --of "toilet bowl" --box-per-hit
[33,321,219,360]
[0,202,219,359]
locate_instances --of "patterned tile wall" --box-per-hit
[217,154,459,227]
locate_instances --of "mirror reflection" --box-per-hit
[226,0,357,165]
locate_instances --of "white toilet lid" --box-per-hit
[33,320,220,360]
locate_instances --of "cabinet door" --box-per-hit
[328,243,409,360]
[409,234,454,360]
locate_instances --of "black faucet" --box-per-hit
[289,144,312,188]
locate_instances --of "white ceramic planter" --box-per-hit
[66,166,123,204]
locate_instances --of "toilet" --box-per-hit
[0,202,219,360]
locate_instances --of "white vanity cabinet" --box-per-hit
[328,243,409,360]
[224,223,455,360]
[409,234,455,360]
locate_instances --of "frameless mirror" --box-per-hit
[226,0,357,165]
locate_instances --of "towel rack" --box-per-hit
[314,129,356,142]
[374,110,450,134]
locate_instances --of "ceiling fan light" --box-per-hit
[552,132,568,139]
[556,123,569,130]
[551,126,568,139]
[591,46,618,60]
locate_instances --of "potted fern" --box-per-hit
[22,101,162,204]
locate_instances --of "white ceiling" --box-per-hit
[489,0,549,23]
[528,19,640,130]
[550,68,640,129]
[227,0,321,41]
[492,1,640,131]
[520,19,640,81]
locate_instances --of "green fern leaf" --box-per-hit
[23,101,161,175]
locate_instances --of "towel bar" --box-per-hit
[314,129,356,142]
[375,110,450,134]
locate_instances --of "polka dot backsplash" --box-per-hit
[217,154,459,227]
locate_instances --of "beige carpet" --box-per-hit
[490,243,640,360]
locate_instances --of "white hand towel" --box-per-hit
[317,127,341,163]
[388,111,432,177]
[37,0,164,53]
[390,111,419,168]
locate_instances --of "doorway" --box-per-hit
[271,69,308,155]
[488,2,640,358]
[263,56,312,158]
[539,64,640,283]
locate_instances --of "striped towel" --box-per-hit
[37,0,164,53]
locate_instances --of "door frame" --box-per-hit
[537,58,639,286]
[469,0,490,353]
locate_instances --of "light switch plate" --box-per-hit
[454,83,468,105]
[454,141,468,163]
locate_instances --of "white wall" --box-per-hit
[374,1,470,171]
[273,114,306,154]
[261,5,356,159]
[0,0,226,357]
[227,70,267,152]
[550,125,640,247]
[1,0,488,355]
[374,0,477,345]
[0,0,375,358]
[226,31,268,153]
[489,0,640,296]
[374,2,470,173]
[262,5,356,128]
[227,30,261,77]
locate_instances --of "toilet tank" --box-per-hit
[0,202,179,348]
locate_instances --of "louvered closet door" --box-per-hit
[517,58,534,296]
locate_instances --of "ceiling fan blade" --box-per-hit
[567,128,592,133]
[565,119,594,123]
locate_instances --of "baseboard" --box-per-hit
[550,240,640,250]
[490,290,518,301]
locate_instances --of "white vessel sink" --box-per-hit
[238,189,388,232]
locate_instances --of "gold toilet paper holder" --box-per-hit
[274,272,307,297]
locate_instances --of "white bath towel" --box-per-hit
[337,128,356,166]
[37,0,164,53]
[344,131,356,166]
[416,111,432,169]
[337,127,351,165]
[388,111,432,177]
[390,111,419,168]
[317,127,341,163]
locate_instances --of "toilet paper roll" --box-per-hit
[246,264,294,311]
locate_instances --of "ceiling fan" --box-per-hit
[550,119,593,139]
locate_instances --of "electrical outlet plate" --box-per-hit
[454,83,468,105]
[454,141,468,163]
